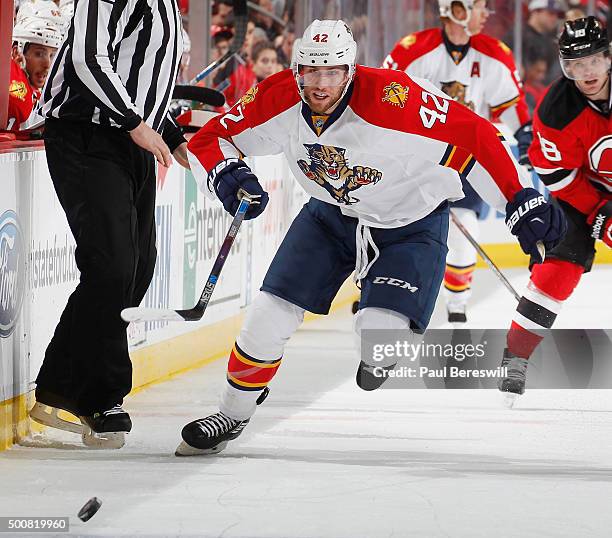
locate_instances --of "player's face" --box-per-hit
[562,52,611,97]
[299,65,350,114]
[24,43,56,89]
[575,72,610,98]
[252,49,279,81]
[467,1,490,35]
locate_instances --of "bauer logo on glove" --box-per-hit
[505,188,567,261]
[505,194,547,232]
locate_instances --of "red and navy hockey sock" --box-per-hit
[507,259,583,359]
[226,341,282,392]
[444,262,475,298]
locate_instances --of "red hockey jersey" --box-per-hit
[7,60,39,131]
[529,77,612,215]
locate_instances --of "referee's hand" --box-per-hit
[129,121,172,167]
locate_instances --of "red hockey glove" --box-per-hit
[588,200,612,248]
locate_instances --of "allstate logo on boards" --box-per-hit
[0,210,25,338]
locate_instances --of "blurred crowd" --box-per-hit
[502,0,611,113]
[3,0,611,135]
[203,0,296,107]
[203,0,610,113]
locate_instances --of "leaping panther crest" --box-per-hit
[297,144,382,205]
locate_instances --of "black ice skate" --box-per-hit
[176,387,269,456]
[497,349,529,408]
[447,305,467,324]
[176,412,250,456]
[356,360,397,391]
[79,405,132,449]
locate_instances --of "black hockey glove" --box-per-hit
[505,188,567,261]
[514,121,533,170]
[208,158,269,220]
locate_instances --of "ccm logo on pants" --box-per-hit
[372,277,419,293]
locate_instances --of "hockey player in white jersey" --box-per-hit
[176,20,565,455]
[383,0,533,324]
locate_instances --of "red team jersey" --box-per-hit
[529,77,612,216]
[383,28,529,127]
[7,59,39,132]
[187,66,530,228]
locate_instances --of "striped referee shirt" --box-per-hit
[40,0,183,136]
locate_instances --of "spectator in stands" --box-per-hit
[241,20,259,63]
[524,0,565,84]
[275,22,295,69]
[6,0,64,133]
[250,41,279,82]
[212,0,233,27]
[252,0,279,42]
[523,56,549,115]
[505,0,565,86]
[211,25,233,61]
[249,26,269,60]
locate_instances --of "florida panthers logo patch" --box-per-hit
[240,86,258,107]
[400,34,416,49]
[9,80,27,101]
[297,144,382,205]
[441,81,475,111]
[382,82,410,108]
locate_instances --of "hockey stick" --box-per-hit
[121,194,254,323]
[246,1,286,27]
[189,0,248,85]
[450,210,541,303]
[172,85,225,107]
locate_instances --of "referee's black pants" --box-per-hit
[36,119,157,415]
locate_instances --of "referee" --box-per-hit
[30,0,188,448]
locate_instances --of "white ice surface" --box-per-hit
[1,267,611,537]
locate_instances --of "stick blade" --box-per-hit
[121,307,186,323]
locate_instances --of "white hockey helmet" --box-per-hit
[438,0,476,34]
[13,0,65,51]
[293,20,357,102]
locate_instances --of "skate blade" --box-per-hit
[81,427,126,449]
[29,402,83,435]
[502,392,520,409]
[174,440,228,457]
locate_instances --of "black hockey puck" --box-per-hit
[78,497,102,522]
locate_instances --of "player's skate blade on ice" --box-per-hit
[497,349,528,408]
[176,388,269,456]
[30,391,84,435]
[176,413,251,456]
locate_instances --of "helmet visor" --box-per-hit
[560,51,611,81]
[297,65,349,87]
